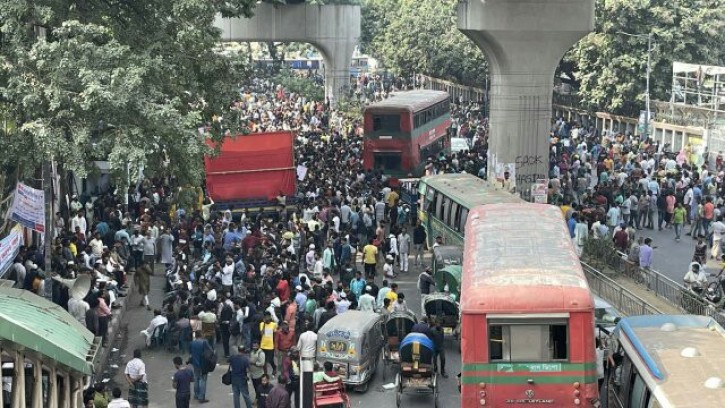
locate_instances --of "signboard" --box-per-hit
[0,225,24,278]
[9,182,45,233]
[531,179,548,204]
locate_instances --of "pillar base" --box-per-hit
[458,0,594,197]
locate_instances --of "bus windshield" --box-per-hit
[489,319,569,362]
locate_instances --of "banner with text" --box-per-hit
[9,182,45,233]
[0,225,24,278]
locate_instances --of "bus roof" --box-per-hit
[461,203,592,314]
[422,173,523,208]
[615,315,725,406]
[363,90,449,112]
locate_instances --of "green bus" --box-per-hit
[417,173,523,248]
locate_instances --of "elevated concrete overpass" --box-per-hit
[459,0,595,197]
[215,3,361,107]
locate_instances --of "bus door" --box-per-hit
[398,178,420,225]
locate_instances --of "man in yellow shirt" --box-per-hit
[385,283,399,311]
[387,189,399,208]
[362,238,378,280]
[259,312,278,376]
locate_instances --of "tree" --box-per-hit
[564,0,725,115]
[360,0,488,87]
[0,0,257,189]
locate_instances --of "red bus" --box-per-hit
[461,203,599,408]
[362,90,451,176]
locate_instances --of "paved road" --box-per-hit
[110,254,458,408]
[620,215,720,283]
[107,216,710,408]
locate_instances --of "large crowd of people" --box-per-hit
[1,77,490,408]
[9,71,720,407]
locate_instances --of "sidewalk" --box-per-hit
[108,269,231,408]
[605,273,682,315]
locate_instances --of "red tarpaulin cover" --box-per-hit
[205,131,296,202]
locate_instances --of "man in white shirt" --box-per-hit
[334,292,351,314]
[358,286,376,312]
[68,296,90,325]
[297,323,318,361]
[397,229,411,273]
[711,217,725,259]
[221,257,234,293]
[71,211,87,235]
[125,349,148,408]
[107,387,131,408]
[89,232,104,258]
[140,309,168,346]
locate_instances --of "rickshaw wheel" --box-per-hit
[396,389,402,408]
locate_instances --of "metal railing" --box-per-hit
[581,262,662,316]
[583,238,725,326]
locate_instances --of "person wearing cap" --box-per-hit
[383,254,396,279]
[294,285,307,310]
[358,286,376,312]
[228,345,253,408]
[333,291,351,315]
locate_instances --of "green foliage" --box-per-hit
[0,0,257,188]
[360,0,487,87]
[566,0,725,115]
[271,69,325,101]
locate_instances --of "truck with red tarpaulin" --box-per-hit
[205,131,297,215]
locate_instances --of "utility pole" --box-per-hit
[645,32,653,138]
[42,159,54,300]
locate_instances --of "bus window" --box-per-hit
[459,207,468,233]
[629,372,649,408]
[435,192,444,220]
[425,188,436,213]
[442,197,451,226]
[372,114,401,132]
[488,321,569,362]
[373,152,402,172]
[450,202,459,230]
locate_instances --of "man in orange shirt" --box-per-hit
[703,196,715,236]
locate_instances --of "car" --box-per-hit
[450,137,470,154]
[594,295,621,338]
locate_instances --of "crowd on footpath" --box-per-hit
[548,117,725,284]
[2,78,489,408]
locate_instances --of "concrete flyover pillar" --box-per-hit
[214,4,361,107]
[458,0,594,198]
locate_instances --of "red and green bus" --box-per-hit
[461,203,599,408]
[362,90,451,176]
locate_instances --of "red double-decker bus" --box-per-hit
[362,90,451,176]
[461,203,599,408]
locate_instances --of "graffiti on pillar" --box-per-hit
[516,173,547,185]
[514,155,544,170]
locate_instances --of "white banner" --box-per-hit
[296,165,308,181]
[0,225,24,277]
[9,182,46,233]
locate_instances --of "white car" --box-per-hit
[450,137,470,154]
